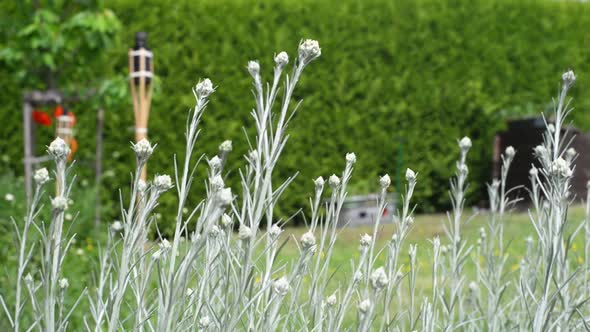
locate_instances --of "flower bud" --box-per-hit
[269,224,283,238]
[273,276,290,296]
[217,188,233,205]
[360,233,372,248]
[459,136,472,152]
[59,278,69,289]
[274,51,289,68]
[326,293,337,307]
[405,168,416,182]
[370,267,389,289]
[238,224,252,241]
[298,39,321,64]
[328,174,340,189]
[300,231,316,251]
[247,60,260,78]
[505,146,516,159]
[379,174,391,189]
[48,137,70,161]
[154,174,173,192]
[562,70,576,89]
[195,78,214,99]
[133,139,153,163]
[314,176,325,191]
[346,152,356,165]
[51,196,68,211]
[221,213,233,228]
[219,140,233,152]
[34,168,50,185]
[358,299,371,314]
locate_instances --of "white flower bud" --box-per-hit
[529,167,538,177]
[111,221,123,232]
[59,278,69,289]
[221,213,233,228]
[468,281,478,292]
[152,250,162,260]
[208,156,222,171]
[298,39,321,63]
[505,146,516,159]
[198,316,211,329]
[358,299,371,314]
[534,145,547,157]
[370,267,389,289]
[159,239,171,250]
[562,70,576,89]
[274,51,289,68]
[300,231,316,251]
[238,224,253,241]
[269,224,283,238]
[459,136,472,152]
[24,273,33,285]
[65,213,73,221]
[195,78,214,99]
[405,168,416,182]
[34,168,50,185]
[328,174,340,189]
[549,158,572,178]
[154,174,173,192]
[360,233,372,247]
[48,137,70,161]
[326,293,337,307]
[273,276,290,296]
[566,147,577,160]
[210,175,225,191]
[525,235,534,245]
[5,193,14,202]
[379,174,391,188]
[219,140,233,152]
[208,225,220,238]
[133,139,153,162]
[314,176,325,191]
[547,124,555,133]
[346,152,356,165]
[51,196,68,211]
[217,188,233,205]
[247,60,260,78]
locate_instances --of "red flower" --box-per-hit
[32,110,52,126]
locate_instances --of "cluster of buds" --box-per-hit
[195,78,214,99]
[300,231,316,252]
[273,276,290,296]
[34,168,50,185]
[370,267,389,290]
[48,137,70,162]
[298,39,321,65]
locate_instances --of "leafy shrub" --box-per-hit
[1,41,589,330]
[2,0,590,230]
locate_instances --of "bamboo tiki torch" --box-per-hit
[129,31,154,181]
[55,109,74,194]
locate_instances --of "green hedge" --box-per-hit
[2,0,590,231]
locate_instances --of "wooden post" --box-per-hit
[23,99,33,204]
[95,108,104,226]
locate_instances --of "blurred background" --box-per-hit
[1,0,590,238]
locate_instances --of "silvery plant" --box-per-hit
[1,39,589,331]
